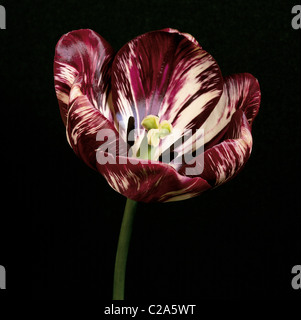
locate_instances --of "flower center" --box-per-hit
[141,115,173,147]
[136,115,173,161]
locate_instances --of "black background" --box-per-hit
[1,0,300,300]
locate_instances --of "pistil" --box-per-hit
[137,115,173,160]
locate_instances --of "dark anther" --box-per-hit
[158,144,178,163]
[127,116,135,147]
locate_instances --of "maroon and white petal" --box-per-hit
[66,78,127,169]
[111,30,223,148]
[168,92,228,169]
[223,73,261,125]
[179,110,252,186]
[54,29,114,125]
[170,73,261,169]
[95,154,211,202]
[160,28,201,47]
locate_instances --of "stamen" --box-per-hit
[127,116,135,147]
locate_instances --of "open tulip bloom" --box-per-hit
[54,28,261,299]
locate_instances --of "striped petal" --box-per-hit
[95,154,211,202]
[111,30,223,148]
[54,29,114,125]
[66,77,127,169]
[179,110,252,186]
[223,73,261,125]
[160,27,201,47]
[170,72,261,170]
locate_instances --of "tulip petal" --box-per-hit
[95,154,211,202]
[160,27,201,47]
[54,29,114,125]
[111,30,223,147]
[179,110,252,186]
[169,72,261,169]
[223,73,261,125]
[66,77,127,169]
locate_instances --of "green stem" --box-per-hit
[113,198,137,300]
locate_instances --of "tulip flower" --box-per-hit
[54,28,261,299]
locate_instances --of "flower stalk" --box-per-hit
[113,198,137,300]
